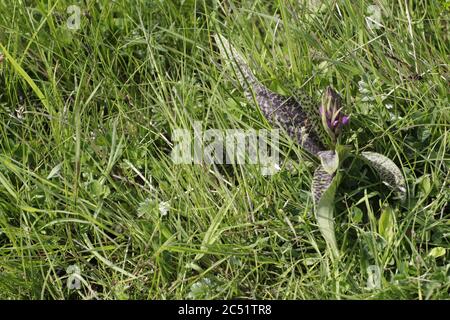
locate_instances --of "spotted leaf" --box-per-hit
[361,151,406,201]
[312,165,341,257]
[214,34,324,155]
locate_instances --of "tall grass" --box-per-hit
[0,0,448,299]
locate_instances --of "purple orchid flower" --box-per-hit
[320,86,350,143]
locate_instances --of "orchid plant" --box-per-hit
[312,87,406,258]
[214,34,407,258]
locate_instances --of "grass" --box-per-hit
[0,0,449,299]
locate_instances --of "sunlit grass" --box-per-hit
[0,0,448,299]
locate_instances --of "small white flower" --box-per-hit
[159,201,170,217]
[15,105,25,120]
[385,104,393,110]
[389,112,403,121]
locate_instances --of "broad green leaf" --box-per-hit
[312,166,341,258]
[90,180,104,197]
[418,175,432,196]
[361,151,406,201]
[351,206,363,224]
[378,206,395,243]
[428,247,446,259]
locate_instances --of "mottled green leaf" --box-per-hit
[361,151,406,201]
[312,166,340,257]
[214,34,324,155]
[318,150,339,174]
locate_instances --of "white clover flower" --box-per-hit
[159,201,170,217]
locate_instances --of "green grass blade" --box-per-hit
[0,43,50,112]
